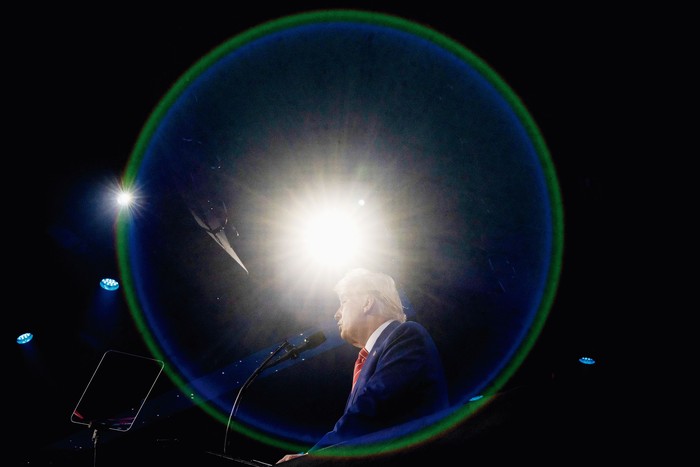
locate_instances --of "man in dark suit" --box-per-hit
[277,268,449,463]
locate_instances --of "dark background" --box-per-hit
[9,3,630,465]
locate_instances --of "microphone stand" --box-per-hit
[90,422,100,467]
[223,340,291,454]
[88,420,113,467]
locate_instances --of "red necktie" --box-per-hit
[353,347,369,389]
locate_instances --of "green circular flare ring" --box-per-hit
[116,9,563,457]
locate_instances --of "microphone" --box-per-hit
[266,331,326,369]
[223,330,327,453]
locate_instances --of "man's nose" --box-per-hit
[334,308,341,320]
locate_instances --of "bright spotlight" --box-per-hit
[116,190,134,206]
[112,184,144,218]
[302,209,361,267]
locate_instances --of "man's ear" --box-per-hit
[363,295,376,313]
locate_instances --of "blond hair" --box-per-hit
[333,268,407,323]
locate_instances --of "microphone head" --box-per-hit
[303,331,326,350]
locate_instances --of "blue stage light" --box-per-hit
[100,278,120,291]
[17,332,33,344]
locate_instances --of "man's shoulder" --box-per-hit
[398,319,430,332]
[386,320,432,340]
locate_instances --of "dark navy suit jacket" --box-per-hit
[309,320,450,451]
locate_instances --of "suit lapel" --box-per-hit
[346,320,401,407]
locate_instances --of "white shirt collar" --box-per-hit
[365,319,395,353]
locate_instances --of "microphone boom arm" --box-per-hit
[222,330,326,454]
[223,340,290,454]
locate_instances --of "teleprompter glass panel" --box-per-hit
[71,350,164,432]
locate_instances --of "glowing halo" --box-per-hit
[116,9,563,457]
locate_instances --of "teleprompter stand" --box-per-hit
[70,350,164,466]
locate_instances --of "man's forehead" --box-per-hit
[338,289,360,300]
